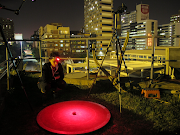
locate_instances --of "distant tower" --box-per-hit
[136,4,149,22]
[84,0,114,54]
[170,10,180,23]
[0,17,14,41]
[39,23,70,59]
[120,4,158,50]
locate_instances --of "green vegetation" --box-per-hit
[1,72,180,134]
[91,81,180,132]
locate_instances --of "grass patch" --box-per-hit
[91,80,180,133]
[0,72,180,134]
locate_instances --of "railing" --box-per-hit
[0,58,24,80]
[0,63,13,80]
[110,52,166,64]
[1,34,180,91]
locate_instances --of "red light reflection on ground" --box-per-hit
[37,100,111,134]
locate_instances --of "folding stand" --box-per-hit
[0,0,34,111]
[89,3,129,113]
[0,24,33,111]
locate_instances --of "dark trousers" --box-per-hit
[38,79,66,94]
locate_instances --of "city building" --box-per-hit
[0,17,14,41]
[39,23,70,57]
[158,23,180,47]
[120,4,157,50]
[120,4,180,49]
[121,19,158,50]
[170,10,180,23]
[70,31,87,54]
[31,30,39,40]
[84,0,114,54]
[30,30,39,48]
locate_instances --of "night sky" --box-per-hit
[0,0,180,39]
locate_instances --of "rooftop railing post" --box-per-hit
[150,35,155,85]
[115,13,122,113]
[86,39,89,80]
[6,47,10,91]
[39,41,42,76]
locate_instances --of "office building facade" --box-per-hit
[120,4,157,50]
[0,17,14,41]
[70,32,87,53]
[84,0,114,54]
[158,23,180,47]
[121,19,157,50]
[39,23,70,57]
[170,10,180,23]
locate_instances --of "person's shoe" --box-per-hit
[52,91,59,98]
[53,93,56,98]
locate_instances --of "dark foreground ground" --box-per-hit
[0,72,178,135]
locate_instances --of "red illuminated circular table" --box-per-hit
[37,100,111,134]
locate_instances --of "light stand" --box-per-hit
[89,3,129,113]
[0,0,36,111]
[0,24,33,111]
[0,0,36,15]
[0,0,26,15]
[113,3,128,113]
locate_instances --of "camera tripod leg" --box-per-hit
[0,24,33,111]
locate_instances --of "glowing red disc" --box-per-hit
[37,100,111,134]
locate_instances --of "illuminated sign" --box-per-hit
[148,33,152,46]
[141,4,149,20]
[141,5,149,14]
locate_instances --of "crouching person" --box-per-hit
[38,51,66,104]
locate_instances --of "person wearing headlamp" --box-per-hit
[38,51,66,102]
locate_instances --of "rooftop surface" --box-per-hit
[0,71,180,134]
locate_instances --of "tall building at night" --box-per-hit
[158,23,180,47]
[0,17,14,41]
[39,23,70,57]
[170,10,180,23]
[84,0,114,54]
[120,4,157,50]
[70,32,87,54]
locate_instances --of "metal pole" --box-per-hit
[115,13,122,113]
[21,41,23,58]
[38,41,42,76]
[6,47,10,91]
[150,36,155,85]
[0,24,33,111]
[86,39,89,80]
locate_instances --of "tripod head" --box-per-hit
[113,3,127,14]
[0,0,36,15]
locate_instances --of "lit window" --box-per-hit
[65,44,69,47]
[148,33,152,47]
[49,35,52,38]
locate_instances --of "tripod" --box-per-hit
[0,0,35,111]
[88,3,130,113]
[0,24,33,111]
